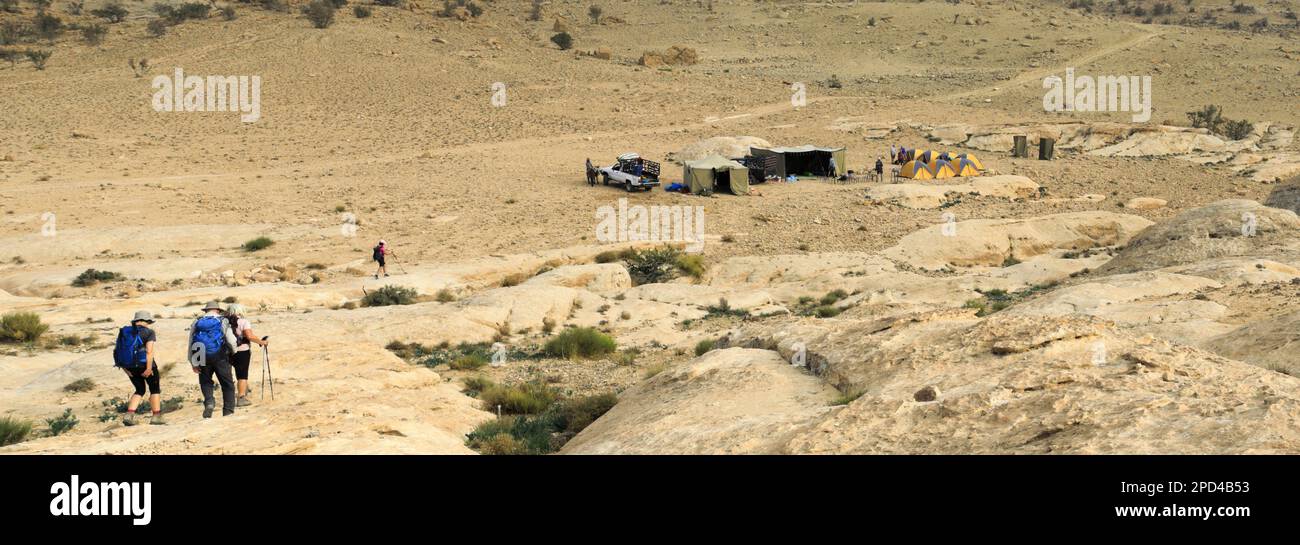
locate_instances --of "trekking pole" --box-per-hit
[261,336,273,401]
[260,347,266,401]
[392,255,409,275]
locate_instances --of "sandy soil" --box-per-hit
[1,1,1297,454]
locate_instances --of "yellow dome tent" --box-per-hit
[899,160,934,180]
[949,157,980,177]
[926,159,957,179]
[956,153,984,170]
[915,149,937,163]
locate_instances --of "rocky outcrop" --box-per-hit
[561,348,837,454]
[1095,200,1300,275]
[880,212,1152,270]
[567,313,1300,454]
[1264,175,1300,215]
[865,175,1040,209]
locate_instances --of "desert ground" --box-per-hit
[1,0,1298,454]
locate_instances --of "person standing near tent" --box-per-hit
[585,158,597,186]
[225,303,268,407]
[373,240,393,279]
[189,302,241,418]
[115,311,163,426]
[875,157,884,183]
[890,144,896,163]
[828,156,838,179]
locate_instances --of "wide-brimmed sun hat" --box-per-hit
[132,310,155,323]
[202,301,223,311]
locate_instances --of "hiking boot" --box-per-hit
[150,413,166,425]
[222,409,235,417]
[384,273,390,277]
[202,402,215,419]
[123,412,137,426]
[374,274,379,279]
[237,396,252,407]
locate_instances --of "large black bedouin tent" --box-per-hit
[749,145,847,178]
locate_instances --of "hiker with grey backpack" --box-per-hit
[113,310,164,426]
[188,301,241,418]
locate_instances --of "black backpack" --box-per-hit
[372,245,383,261]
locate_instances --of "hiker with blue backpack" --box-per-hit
[114,311,164,426]
[188,301,241,418]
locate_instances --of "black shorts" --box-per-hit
[127,367,160,396]
[232,349,252,380]
[376,256,386,267]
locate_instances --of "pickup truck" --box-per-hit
[598,153,661,192]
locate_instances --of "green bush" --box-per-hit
[220,6,237,20]
[72,268,123,287]
[0,416,32,446]
[146,19,168,37]
[814,305,842,318]
[694,339,715,356]
[362,285,417,306]
[543,327,616,360]
[174,2,211,21]
[1222,118,1254,140]
[242,236,274,252]
[550,31,573,50]
[831,388,865,406]
[91,2,129,23]
[81,23,108,45]
[819,289,848,306]
[625,246,683,285]
[466,415,553,454]
[63,378,95,393]
[449,354,488,371]
[25,48,51,70]
[478,381,558,415]
[465,391,617,454]
[1,21,26,46]
[474,431,530,455]
[461,375,495,397]
[0,311,49,343]
[46,409,78,436]
[551,392,617,434]
[303,0,335,28]
[353,5,371,17]
[675,254,705,280]
[158,396,184,413]
[34,12,64,40]
[1187,104,1223,133]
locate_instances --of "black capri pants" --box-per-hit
[127,368,160,396]
[232,349,252,380]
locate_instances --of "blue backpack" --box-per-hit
[192,316,227,358]
[113,326,148,368]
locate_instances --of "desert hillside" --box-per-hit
[1,0,1298,454]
